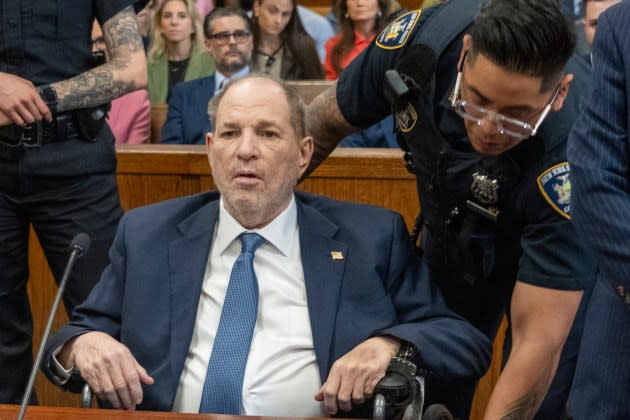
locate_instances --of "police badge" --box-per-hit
[467,172,500,221]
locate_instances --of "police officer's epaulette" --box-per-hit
[376,10,422,50]
[537,161,571,220]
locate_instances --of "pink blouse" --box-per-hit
[108,89,151,144]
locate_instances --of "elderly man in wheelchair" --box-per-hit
[40,75,489,419]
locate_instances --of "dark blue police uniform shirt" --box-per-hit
[335,6,595,331]
[0,0,134,176]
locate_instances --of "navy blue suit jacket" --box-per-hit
[161,76,215,145]
[567,3,630,418]
[43,191,490,412]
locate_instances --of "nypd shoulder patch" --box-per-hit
[536,161,571,220]
[376,10,421,50]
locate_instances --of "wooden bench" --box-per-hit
[150,104,168,144]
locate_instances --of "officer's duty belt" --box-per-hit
[0,112,78,149]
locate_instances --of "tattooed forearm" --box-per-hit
[304,84,357,177]
[102,6,144,53]
[499,392,540,420]
[53,6,146,111]
[54,69,136,110]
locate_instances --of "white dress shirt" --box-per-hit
[172,195,324,416]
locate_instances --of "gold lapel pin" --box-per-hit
[331,251,344,261]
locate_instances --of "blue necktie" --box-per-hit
[199,232,264,414]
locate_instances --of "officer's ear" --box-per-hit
[457,35,472,71]
[550,73,574,113]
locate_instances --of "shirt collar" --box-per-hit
[214,194,297,257]
[215,66,250,92]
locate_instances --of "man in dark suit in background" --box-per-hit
[42,75,490,416]
[567,2,630,418]
[161,7,252,144]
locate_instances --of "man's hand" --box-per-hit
[0,110,12,126]
[58,332,154,410]
[0,72,51,126]
[314,336,401,415]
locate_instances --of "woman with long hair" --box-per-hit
[251,0,323,79]
[324,0,391,80]
[147,0,215,103]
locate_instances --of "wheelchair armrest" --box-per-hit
[372,356,454,420]
[81,383,93,408]
[373,356,421,420]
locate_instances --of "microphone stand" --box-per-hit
[18,240,87,420]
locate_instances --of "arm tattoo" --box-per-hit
[499,392,540,420]
[304,85,358,177]
[102,6,144,53]
[54,6,144,111]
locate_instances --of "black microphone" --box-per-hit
[18,233,92,420]
[384,44,437,107]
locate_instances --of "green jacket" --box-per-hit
[148,48,215,104]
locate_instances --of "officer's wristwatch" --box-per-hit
[38,84,58,115]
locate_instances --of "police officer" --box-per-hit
[305,0,595,418]
[0,1,146,403]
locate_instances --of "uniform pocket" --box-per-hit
[32,1,91,40]
[57,0,91,40]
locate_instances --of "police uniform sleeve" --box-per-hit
[514,144,596,291]
[336,10,429,129]
[95,0,135,25]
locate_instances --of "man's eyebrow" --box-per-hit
[217,121,241,130]
[256,120,281,129]
[468,84,534,114]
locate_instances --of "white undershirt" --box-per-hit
[172,195,324,416]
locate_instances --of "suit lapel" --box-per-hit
[297,197,347,378]
[195,76,215,115]
[168,199,219,385]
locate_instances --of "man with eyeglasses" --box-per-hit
[305,0,595,418]
[161,7,253,144]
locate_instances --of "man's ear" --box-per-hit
[298,136,314,177]
[458,35,471,71]
[551,73,574,112]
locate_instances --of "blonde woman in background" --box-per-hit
[147,0,215,103]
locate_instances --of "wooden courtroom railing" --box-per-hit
[26,145,502,419]
[0,403,326,420]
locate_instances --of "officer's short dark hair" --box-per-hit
[208,74,307,140]
[469,0,576,91]
[203,7,251,39]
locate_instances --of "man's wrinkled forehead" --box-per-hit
[215,79,291,123]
